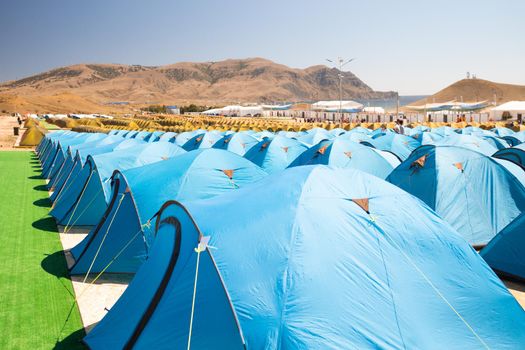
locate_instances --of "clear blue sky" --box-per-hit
[1,0,524,95]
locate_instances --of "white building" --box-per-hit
[491,101,525,122]
[166,106,180,114]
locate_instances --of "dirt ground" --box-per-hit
[0,115,22,149]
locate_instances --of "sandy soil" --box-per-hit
[0,115,23,149]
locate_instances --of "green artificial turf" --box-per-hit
[0,151,85,349]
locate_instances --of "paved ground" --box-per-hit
[59,230,131,331]
[0,151,85,349]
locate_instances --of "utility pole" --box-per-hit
[396,92,400,118]
[326,57,355,118]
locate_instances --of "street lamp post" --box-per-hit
[326,57,355,119]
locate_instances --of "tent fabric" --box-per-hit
[49,139,144,201]
[296,128,333,146]
[42,133,107,179]
[431,126,458,136]
[213,132,260,156]
[41,132,93,177]
[252,130,275,140]
[19,126,47,146]
[491,127,515,137]
[336,131,372,143]
[50,142,186,226]
[425,134,498,156]
[458,126,491,136]
[365,133,421,161]
[479,135,510,150]
[175,130,205,146]
[50,139,145,202]
[37,131,73,167]
[387,145,525,246]
[132,131,152,141]
[481,212,525,281]
[85,166,525,349]
[182,132,224,151]
[158,132,177,142]
[48,135,125,189]
[69,149,268,274]
[244,135,308,173]
[414,131,445,144]
[288,138,399,179]
[493,143,525,169]
[145,131,165,142]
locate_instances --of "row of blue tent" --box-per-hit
[37,127,525,278]
[35,126,525,349]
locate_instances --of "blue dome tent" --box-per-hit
[296,128,333,146]
[69,149,268,275]
[144,131,164,142]
[328,127,346,137]
[42,133,106,178]
[244,135,308,173]
[158,132,177,142]
[491,127,515,137]
[49,139,145,203]
[133,131,153,141]
[252,130,275,140]
[364,133,421,161]
[84,166,525,349]
[50,142,186,227]
[347,126,372,135]
[413,131,444,144]
[493,143,525,169]
[502,131,525,146]
[276,130,300,138]
[431,126,458,136]
[481,212,525,281]
[458,126,491,136]
[479,135,510,150]
[36,130,71,158]
[427,134,498,156]
[387,145,525,246]
[213,132,260,156]
[48,135,125,191]
[123,130,140,139]
[175,130,205,146]
[288,138,399,179]
[183,131,224,151]
[336,131,372,143]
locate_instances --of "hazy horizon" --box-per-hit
[1,0,524,95]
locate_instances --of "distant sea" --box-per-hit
[357,95,428,110]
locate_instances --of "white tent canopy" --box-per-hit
[202,105,263,117]
[492,101,525,112]
[491,101,525,121]
[311,100,363,112]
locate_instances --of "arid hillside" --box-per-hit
[412,79,525,105]
[0,58,395,113]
